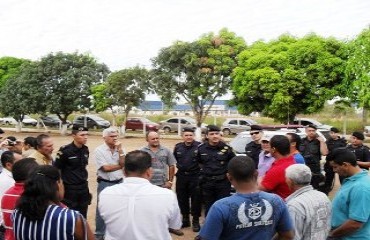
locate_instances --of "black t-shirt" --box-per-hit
[245,141,261,168]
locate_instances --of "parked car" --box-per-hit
[40,115,71,128]
[229,128,328,155]
[364,126,370,137]
[0,116,37,126]
[73,115,110,129]
[221,118,257,136]
[125,117,159,131]
[293,118,332,130]
[159,117,207,133]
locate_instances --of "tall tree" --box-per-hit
[108,66,149,122]
[344,27,370,124]
[151,28,246,132]
[91,66,150,127]
[0,62,45,132]
[0,56,30,89]
[231,34,348,122]
[37,52,109,131]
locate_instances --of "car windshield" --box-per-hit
[141,118,152,123]
[184,118,196,124]
[229,133,252,154]
[88,116,106,121]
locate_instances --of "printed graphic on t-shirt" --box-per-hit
[236,199,273,229]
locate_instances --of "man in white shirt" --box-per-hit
[94,127,125,240]
[99,150,182,240]
[0,151,16,237]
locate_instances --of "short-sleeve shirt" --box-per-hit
[331,170,370,239]
[28,151,52,165]
[293,153,305,164]
[199,191,293,240]
[94,143,124,181]
[257,152,275,177]
[13,204,80,240]
[261,155,295,199]
[54,142,89,185]
[141,145,176,186]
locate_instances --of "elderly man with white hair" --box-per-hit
[94,127,126,240]
[285,164,331,240]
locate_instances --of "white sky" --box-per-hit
[0,0,369,100]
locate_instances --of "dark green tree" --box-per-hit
[0,56,30,89]
[151,28,246,129]
[344,27,370,124]
[232,34,348,122]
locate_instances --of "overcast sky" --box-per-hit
[1,0,369,72]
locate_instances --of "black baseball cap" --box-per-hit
[206,125,220,134]
[330,127,340,133]
[250,125,262,131]
[72,126,88,132]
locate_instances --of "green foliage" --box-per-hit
[231,34,348,122]
[0,57,30,89]
[151,28,246,126]
[0,62,44,122]
[91,84,114,113]
[36,52,109,122]
[345,27,370,110]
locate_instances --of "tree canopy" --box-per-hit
[0,56,30,89]
[231,34,348,122]
[151,28,246,126]
[345,27,370,112]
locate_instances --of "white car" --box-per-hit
[1,115,38,126]
[293,118,332,130]
[365,126,370,137]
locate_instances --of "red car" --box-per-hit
[124,117,159,131]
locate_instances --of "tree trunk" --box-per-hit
[60,124,68,136]
[15,122,22,133]
[363,108,368,126]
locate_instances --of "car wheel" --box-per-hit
[163,127,171,134]
[5,121,10,125]
[222,128,231,136]
[93,125,98,130]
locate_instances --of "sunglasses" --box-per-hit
[250,131,260,135]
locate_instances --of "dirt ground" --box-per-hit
[6,130,197,240]
[6,129,341,240]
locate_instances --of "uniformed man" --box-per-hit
[299,124,328,191]
[347,131,370,169]
[54,126,91,218]
[174,127,201,232]
[245,125,263,168]
[196,125,235,216]
[323,127,347,194]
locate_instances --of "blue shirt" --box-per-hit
[293,153,305,164]
[331,170,370,240]
[199,191,293,240]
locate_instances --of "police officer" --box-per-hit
[245,125,263,168]
[54,126,91,218]
[347,131,370,169]
[196,125,235,216]
[174,127,201,232]
[299,124,328,191]
[323,127,347,194]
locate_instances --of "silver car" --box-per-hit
[221,118,257,135]
[159,117,207,133]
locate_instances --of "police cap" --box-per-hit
[306,124,317,130]
[352,131,365,141]
[330,127,340,133]
[250,125,262,131]
[182,127,194,133]
[206,125,220,134]
[72,126,88,132]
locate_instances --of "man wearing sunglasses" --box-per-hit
[245,125,263,168]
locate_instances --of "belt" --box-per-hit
[204,174,226,181]
[177,170,199,175]
[97,178,123,184]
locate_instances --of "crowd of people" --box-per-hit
[0,123,369,240]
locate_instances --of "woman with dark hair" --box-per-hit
[13,165,93,240]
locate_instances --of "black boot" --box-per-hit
[192,217,200,232]
[182,215,190,228]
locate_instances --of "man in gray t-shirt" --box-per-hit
[141,131,176,188]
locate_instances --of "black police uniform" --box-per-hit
[196,141,235,216]
[55,142,91,218]
[299,137,325,190]
[347,144,370,169]
[245,141,261,168]
[174,140,201,225]
[323,137,347,194]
